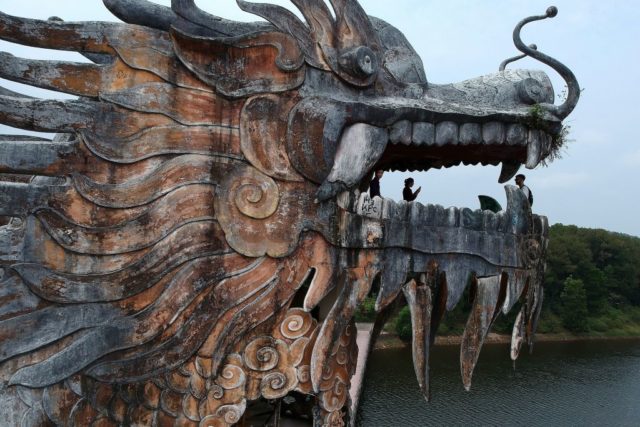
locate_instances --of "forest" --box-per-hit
[358,224,640,338]
[532,223,640,335]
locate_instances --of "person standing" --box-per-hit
[402,177,421,201]
[515,174,533,206]
[369,170,384,198]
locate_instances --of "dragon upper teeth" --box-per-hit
[482,122,506,144]
[435,121,458,146]
[321,119,550,201]
[526,129,543,169]
[384,120,549,155]
[411,122,435,145]
[459,123,482,145]
[506,123,527,145]
[498,161,521,183]
[390,120,412,145]
[317,123,388,202]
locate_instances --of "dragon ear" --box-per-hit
[170,28,305,98]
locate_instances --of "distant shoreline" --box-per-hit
[374,332,640,349]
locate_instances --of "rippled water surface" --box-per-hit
[357,339,640,426]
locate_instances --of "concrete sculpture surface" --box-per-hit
[0,1,579,425]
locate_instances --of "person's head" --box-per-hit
[375,169,384,179]
[515,174,526,187]
[404,177,414,187]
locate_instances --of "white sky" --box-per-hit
[1,1,639,236]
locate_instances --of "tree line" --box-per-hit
[536,223,640,334]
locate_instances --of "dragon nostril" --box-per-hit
[517,78,548,104]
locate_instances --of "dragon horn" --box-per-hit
[512,6,580,120]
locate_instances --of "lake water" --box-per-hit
[357,339,640,426]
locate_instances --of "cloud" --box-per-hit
[534,172,589,190]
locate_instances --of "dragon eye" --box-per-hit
[338,46,379,78]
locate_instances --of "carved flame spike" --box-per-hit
[403,274,435,402]
[511,306,526,361]
[236,0,327,70]
[311,252,380,393]
[460,275,503,391]
[375,248,410,312]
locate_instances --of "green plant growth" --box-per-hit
[541,224,640,336]
[526,103,572,165]
[354,295,377,322]
[560,276,589,332]
[394,306,413,342]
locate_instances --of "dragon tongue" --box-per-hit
[316,123,388,202]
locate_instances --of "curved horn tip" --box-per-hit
[546,6,558,17]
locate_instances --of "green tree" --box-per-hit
[560,276,589,332]
[395,306,413,341]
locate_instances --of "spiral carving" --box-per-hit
[321,379,348,412]
[280,308,313,339]
[326,410,345,426]
[199,415,225,427]
[260,372,289,399]
[339,324,354,347]
[321,364,334,382]
[215,164,301,257]
[244,337,281,372]
[336,348,349,366]
[297,365,311,384]
[217,364,246,390]
[208,384,224,400]
[216,400,246,425]
[231,168,279,219]
[522,238,542,268]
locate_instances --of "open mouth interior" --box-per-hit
[326,114,549,312]
[324,116,551,398]
[369,118,554,181]
[318,113,557,205]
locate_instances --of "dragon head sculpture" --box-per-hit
[0,1,579,425]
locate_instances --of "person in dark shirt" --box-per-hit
[369,169,384,198]
[514,174,533,206]
[402,177,421,201]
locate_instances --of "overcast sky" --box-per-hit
[1,1,639,236]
